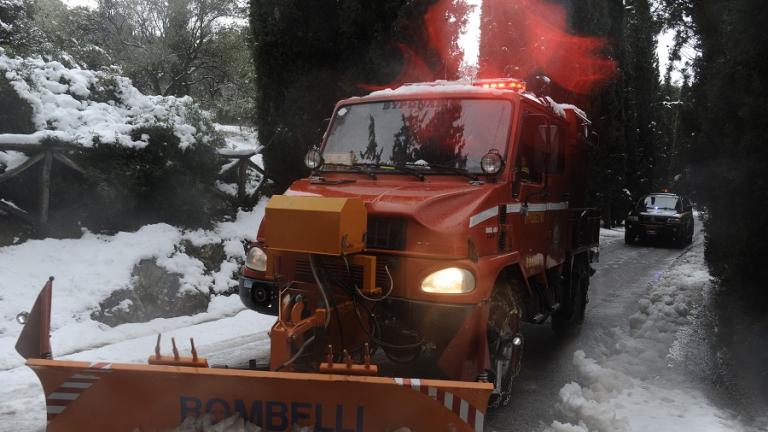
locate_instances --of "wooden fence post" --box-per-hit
[39,151,53,226]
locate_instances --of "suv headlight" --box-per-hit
[667,217,681,224]
[245,246,267,272]
[627,215,639,222]
[421,268,475,294]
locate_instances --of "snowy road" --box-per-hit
[488,226,760,432]
[487,228,686,430]
[1,224,761,431]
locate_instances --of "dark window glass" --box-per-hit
[516,113,547,183]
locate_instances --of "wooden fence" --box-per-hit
[0,142,268,230]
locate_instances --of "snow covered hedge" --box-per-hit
[0,51,229,230]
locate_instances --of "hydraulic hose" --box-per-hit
[308,254,332,328]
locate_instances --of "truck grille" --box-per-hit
[294,256,394,289]
[640,215,668,224]
[366,217,407,250]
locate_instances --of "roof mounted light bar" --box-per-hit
[472,78,526,91]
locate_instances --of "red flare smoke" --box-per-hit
[479,0,616,94]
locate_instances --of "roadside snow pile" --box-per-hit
[549,244,745,432]
[0,50,215,149]
[0,203,265,371]
[599,227,624,245]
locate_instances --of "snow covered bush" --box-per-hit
[0,51,229,231]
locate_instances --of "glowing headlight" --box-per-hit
[245,247,267,272]
[421,268,475,294]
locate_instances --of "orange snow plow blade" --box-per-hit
[29,358,492,432]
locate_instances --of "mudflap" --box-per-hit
[29,359,492,432]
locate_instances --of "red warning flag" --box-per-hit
[15,277,54,360]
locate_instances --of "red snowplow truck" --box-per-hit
[18,78,598,431]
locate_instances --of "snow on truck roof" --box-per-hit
[366,78,587,121]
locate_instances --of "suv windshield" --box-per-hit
[321,99,513,174]
[640,195,679,211]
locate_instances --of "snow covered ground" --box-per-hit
[547,239,752,432]
[1,214,758,431]
[0,203,274,432]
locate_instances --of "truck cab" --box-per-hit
[240,79,599,408]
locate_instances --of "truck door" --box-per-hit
[510,108,550,277]
[542,120,567,268]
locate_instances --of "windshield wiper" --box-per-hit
[348,165,378,180]
[355,162,425,181]
[322,163,378,180]
[404,162,479,182]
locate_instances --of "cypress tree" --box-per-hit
[249,0,468,190]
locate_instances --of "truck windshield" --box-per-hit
[321,99,513,174]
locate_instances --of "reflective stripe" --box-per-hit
[46,406,66,414]
[504,201,569,214]
[475,411,485,431]
[547,201,569,210]
[469,207,499,228]
[428,386,438,399]
[411,378,421,390]
[71,374,99,380]
[459,399,470,422]
[443,392,453,410]
[61,382,92,389]
[48,392,79,401]
[527,203,548,212]
[394,377,404,385]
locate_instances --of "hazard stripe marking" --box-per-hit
[46,364,111,423]
[46,406,66,414]
[411,378,421,390]
[71,374,100,380]
[475,411,485,431]
[444,392,454,410]
[393,377,485,431]
[460,399,470,422]
[61,382,92,389]
[48,392,79,401]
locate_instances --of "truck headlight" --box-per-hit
[245,247,267,272]
[421,268,475,294]
[627,215,639,222]
[667,217,681,224]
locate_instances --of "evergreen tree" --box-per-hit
[665,0,768,306]
[249,0,469,190]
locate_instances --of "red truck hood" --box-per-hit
[285,178,497,231]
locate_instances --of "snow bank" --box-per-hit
[599,227,625,245]
[0,51,215,149]
[0,203,265,371]
[548,245,745,432]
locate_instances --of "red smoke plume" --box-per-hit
[361,0,615,95]
[479,0,616,94]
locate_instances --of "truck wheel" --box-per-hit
[487,282,524,409]
[552,259,588,335]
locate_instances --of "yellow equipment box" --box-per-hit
[265,195,367,255]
